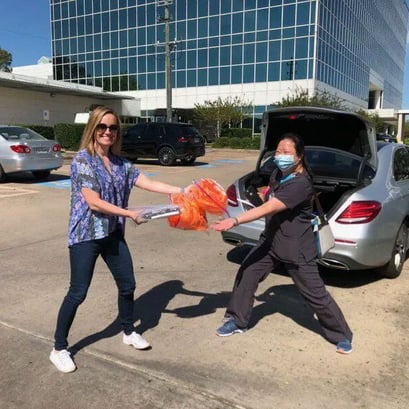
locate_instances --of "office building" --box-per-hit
[50,0,409,126]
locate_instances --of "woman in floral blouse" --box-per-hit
[50,106,192,373]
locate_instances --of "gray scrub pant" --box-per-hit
[225,239,353,344]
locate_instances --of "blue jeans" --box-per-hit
[54,230,136,350]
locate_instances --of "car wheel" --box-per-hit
[181,156,196,165]
[158,147,176,166]
[0,164,6,183]
[32,170,51,180]
[378,222,408,279]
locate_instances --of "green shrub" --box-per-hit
[220,128,252,138]
[212,137,231,148]
[54,123,85,151]
[212,136,260,149]
[20,125,55,140]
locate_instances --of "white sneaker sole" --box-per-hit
[123,335,150,350]
[216,328,244,337]
[49,352,76,373]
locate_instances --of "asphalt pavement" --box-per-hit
[1,149,408,409]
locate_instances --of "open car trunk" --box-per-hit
[239,107,378,216]
[240,151,376,222]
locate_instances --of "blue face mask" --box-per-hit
[273,154,295,170]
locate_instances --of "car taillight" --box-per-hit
[226,184,238,207]
[10,145,31,154]
[336,201,381,224]
[52,143,62,152]
[177,136,192,142]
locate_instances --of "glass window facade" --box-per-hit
[50,0,408,110]
[315,0,408,108]
[51,0,316,90]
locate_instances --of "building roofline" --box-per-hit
[0,71,133,100]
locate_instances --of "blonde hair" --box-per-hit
[79,106,122,156]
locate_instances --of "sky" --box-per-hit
[2,0,409,108]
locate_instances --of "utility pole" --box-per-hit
[158,0,174,122]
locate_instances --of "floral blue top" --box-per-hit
[68,149,140,246]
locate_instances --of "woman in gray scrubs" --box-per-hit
[211,133,353,354]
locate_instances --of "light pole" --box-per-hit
[158,0,174,122]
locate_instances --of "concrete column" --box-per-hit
[397,113,405,143]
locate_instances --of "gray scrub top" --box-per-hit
[262,169,317,263]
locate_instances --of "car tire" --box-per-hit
[181,156,196,165]
[377,221,408,279]
[0,164,6,182]
[32,170,51,180]
[158,147,176,166]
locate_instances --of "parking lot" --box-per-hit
[0,148,408,409]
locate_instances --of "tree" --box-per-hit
[355,110,388,133]
[274,86,346,109]
[404,121,409,144]
[194,96,252,138]
[0,47,12,72]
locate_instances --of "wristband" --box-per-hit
[233,217,239,226]
[180,187,185,193]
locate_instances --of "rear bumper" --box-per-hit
[2,155,64,174]
[174,145,205,159]
[222,231,258,247]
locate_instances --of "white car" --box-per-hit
[221,107,409,278]
[0,125,64,182]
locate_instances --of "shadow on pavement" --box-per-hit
[66,235,385,355]
[69,278,326,354]
[2,172,70,184]
[69,280,215,355]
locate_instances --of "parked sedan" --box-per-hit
[221,107,409,278]
[376,133,397,143]
[0,126,64,182]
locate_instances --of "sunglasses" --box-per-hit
[96,123,119,132]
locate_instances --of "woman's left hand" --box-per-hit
[210,217,237,232]
[183,183,195,194]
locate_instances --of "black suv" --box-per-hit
[121,122,205,166]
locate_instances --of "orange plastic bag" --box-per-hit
[168,193,208,231]
[188,178,228,216]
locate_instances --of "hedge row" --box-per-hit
[212,136,260,149]
[220,127,252,138]
[20,125,55,141]
[20,124,85,151]
[53,124,86,151]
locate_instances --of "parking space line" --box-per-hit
[0,186,38,198]
[37,180,72,189]
[213,159,245,164]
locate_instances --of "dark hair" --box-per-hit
[276,132,304,156]
[277,132,314,180]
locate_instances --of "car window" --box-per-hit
[0,127,46,141]
[304,148,370,179]
[159,125,166,137]
[126,125,144,137]
[183,126,200,136]
[393,147,409,181]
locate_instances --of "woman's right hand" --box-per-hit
[127,209,148,225]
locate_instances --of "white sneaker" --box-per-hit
[123,332,150,350]
[49,349,76,373]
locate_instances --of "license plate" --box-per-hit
[33,147,49,153]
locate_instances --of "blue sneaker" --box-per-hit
[216,319,245,337]
[336,339,352,354]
